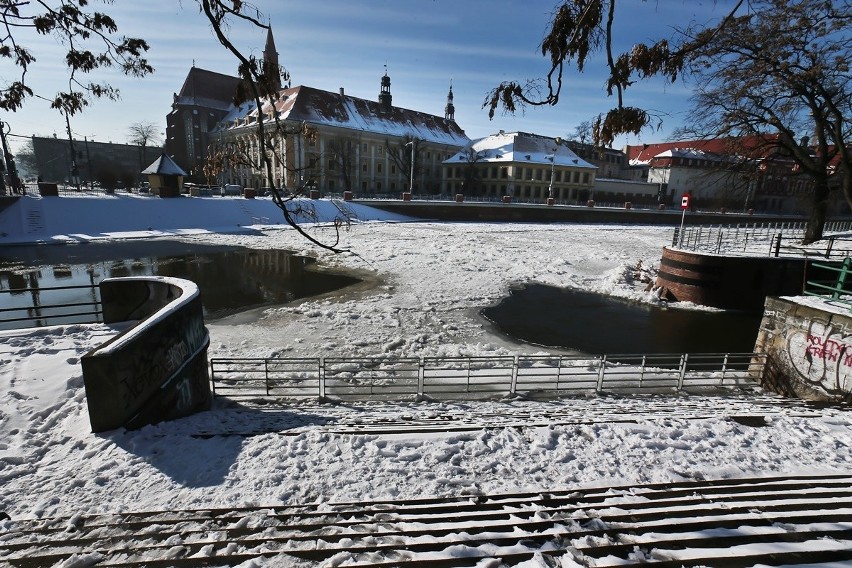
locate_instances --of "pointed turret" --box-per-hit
[445,81,455,121]
[262,26,282,92]
[379,67,392,113]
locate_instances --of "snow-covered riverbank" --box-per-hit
[2,200,852,568]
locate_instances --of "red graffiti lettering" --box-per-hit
[806,334,852,367]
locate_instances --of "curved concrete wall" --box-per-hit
[655,247,809,311]
[81,276,211,432]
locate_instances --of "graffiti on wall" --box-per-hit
[82,278,212,432]
[116,304,207,414]
[786,320,852,397]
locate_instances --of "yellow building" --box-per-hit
[443,131,597,202]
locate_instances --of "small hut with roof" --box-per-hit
[142,153,188,198]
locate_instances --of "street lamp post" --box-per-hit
[405,140,415,195]
[547,137,562,201]
[547,155,555,199]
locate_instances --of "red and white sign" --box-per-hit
[681,194,691,209]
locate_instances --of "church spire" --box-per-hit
[444,81,455,121]
[379,66,392,113]
[262,26,282,92]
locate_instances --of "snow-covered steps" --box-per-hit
[3,474,852,566]
[185,393,834,437]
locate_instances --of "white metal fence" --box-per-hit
[210,353,767,401]
[672,221,852,258]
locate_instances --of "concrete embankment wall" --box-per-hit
[359,200,805,226]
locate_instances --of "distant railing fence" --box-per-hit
[210,353,766,401]
[673,221,852,258]
[0,284,102,329]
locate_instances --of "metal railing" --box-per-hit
[672,221,852,258]
[209,352,767,401]
[0,284,102,329]
[805,257,852,312]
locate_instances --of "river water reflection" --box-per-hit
[481,283,763,354]
[0,240,360,328]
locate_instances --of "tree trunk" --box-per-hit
[803,178,830,244]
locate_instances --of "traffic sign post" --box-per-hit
[678,194,690,247]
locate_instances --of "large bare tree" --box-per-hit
[487,0,850,242]
[677,0,851,243]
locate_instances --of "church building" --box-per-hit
[167,28,469,193]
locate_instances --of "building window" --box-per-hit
[573,171,580,183]
[501,167,508,179]
[362,163,368,172]
[377,163,383,173]
[377,182,382,191]
[328,180,335,191]
[328,159,336,170]
[362,181,367,190]
[583,172,590,184]
[391,164,396,174]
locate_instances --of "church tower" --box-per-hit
[262,26,282,92]
[444,82,455,121]
[379,68,393,113]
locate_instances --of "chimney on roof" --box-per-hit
[339,87,344,96]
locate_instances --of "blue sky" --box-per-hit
[2,1,739,153]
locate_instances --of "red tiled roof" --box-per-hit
[626,134,785,164]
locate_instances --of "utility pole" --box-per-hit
[64,112,81,191]
[84,136,94,190]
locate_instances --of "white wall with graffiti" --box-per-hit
[755,296,852,401]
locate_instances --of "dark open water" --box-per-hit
[0,240,360,329]
[481,284,762,354]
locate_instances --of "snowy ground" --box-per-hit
[1,196,852,555]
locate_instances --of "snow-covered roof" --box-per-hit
[444,131,596,169]
[142,153,188,176]
[652,148,730,161]
[218,85,469,147]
